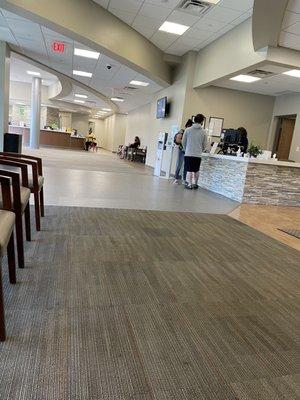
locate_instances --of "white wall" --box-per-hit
[268,93,300,162]
[101,114,127,152]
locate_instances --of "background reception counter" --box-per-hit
[8,126,85,150]
[199,154,300,206]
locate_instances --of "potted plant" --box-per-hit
[248,143,263,158]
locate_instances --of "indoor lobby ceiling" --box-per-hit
[279,0,300,51]
[0,8,164,113]
[93,0,254,55]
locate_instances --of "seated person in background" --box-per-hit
[129,136,141,149]
[85,128,97,151]
[237,127,249,153]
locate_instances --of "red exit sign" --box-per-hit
[52,41,65,53]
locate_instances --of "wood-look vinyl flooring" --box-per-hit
[0,206,299,400]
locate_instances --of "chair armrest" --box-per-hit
[0,176,13,210]
[0,152,43,175]
[0,159,29,188]
[0,170,21,212]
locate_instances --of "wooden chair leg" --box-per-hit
[40,187,45,218]
[15,212,25,269]
[24,203,31,242]
[7,234,16,284]
[0,267,6,342]
[34,191,41,231]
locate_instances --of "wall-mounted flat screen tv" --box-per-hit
[156,97,168,119]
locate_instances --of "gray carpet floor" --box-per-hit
[0,206,300,400]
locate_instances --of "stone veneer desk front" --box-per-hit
[199,154,300,206]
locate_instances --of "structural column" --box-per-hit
[30,76,41,149]
[0,41,10,151]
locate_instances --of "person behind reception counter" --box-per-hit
[182,114,207,190]
[237,127,249,154]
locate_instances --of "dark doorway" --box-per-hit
[273,115,296,161]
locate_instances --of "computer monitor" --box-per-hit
[222,129,240,145]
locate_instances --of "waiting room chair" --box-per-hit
[0,176,17,341]
[0,160,31,269]
[0,153,44,231]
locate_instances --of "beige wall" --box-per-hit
[71,112,89,135]
[184,86,275,148]
[193,19,267,88]
[268,93,300,162]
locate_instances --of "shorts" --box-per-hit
[184,156,201,172]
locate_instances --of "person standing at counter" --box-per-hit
[238,127,249,154]
[182,114,207,190]
[173,119,193,184]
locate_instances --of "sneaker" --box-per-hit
[185,184,193,190]
[193,184,199,189]
[173,179,179,184]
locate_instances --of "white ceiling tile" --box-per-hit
[132,15,163,29]
[279,30,300,51]
[205,5,242,23]
[285,21,300,35]
[165,42,190,56]
[139,3,171,19]
[282,11,300,29]
[230,11,252,26]
[41,26,73,44]
[0,26,18,45]
[174,35,203,48]
[287,0,300,14]
[184,27,214,41]
[167,9,201,26]
[0,11,8,27]
[92,0,109,8]
[132,25,157,38]
[150,31,177,50]
[109,8,137,24]
[219,0,254,12]
[1,9,28,21]
[108,0,143,14]
[144,0,182,9]
[193,17,227,32]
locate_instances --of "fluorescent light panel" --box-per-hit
[74,48,100,59]
[74,99,85,104]
[283,69,300,78]
[27,70,41,76]
[111,97,124,102]
[230,74,261,83]
[73,70,92,78]
[130,80,149,87]
[75,94,88,98]
[102,108,112,111]
[205,0,221,3]
[159,21,189,35]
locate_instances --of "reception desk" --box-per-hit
[199,154,300,206]
[8,126,85,150]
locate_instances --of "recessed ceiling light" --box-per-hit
[74,48,100,59]
[230,74,261,83]
[74,99,85,104]
[102,108,112,111]
[73,70,93,78]
[204,0,221,3]
[283,69,300,78]
[111,97,124,102]
[27,71,41,76]
[75,94,88,98]
[130,80,149,87]
[159,21,189,36]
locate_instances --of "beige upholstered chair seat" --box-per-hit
[0,210,15,258]
[28,175,44,190]
[0,186,30,213]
